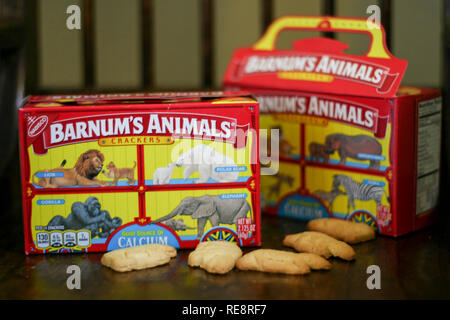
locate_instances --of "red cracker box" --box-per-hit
[223,16,442,237]
[19,91,260,254]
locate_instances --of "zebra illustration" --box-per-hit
[313,188,346,211]
[332,174,389,215]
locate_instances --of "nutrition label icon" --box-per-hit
[50,232,63,248]
[36,232,50,249]
[77,231,90,247]
[64,232,77,247]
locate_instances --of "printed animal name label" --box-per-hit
[362,180,385,187]
[35,172,64,178]
[215,166,247,172]
[357,153,385,161]
[37,199,65,205]
[220,193,248,199]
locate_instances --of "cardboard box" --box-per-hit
[223,16,442,236]
[19,91,260,254]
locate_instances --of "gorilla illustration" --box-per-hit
[47,197,122,238]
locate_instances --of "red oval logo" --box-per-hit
[28,115,48,138]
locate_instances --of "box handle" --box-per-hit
[253,15,391,59]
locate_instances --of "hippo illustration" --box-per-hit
[324,133,382,169]
[309,142,329,162]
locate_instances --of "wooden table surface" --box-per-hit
[0,152,449,300]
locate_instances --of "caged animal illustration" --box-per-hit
[33,149,110,188]
[151,195,252,239]
[260,126,278,163]
[324,134,383,169]
[47,196,122,238]
[153,163,176,185]
[268,125,294,158]
[332,174,390,215]
[309,142,329,163]
[313,188,346,210]
[267,173,294,199]
[102,160,137,185]
[161,219,196,231]
[175,144,239,183]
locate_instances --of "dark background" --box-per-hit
[0,0,449,300]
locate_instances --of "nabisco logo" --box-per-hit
[28,115,49,138]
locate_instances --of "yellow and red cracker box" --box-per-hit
[223,16,442,237]
[19,91,260,254]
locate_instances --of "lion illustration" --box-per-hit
[102,160,137,185]
[32,149,110,188]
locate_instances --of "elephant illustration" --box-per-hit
[324,133,382,169]
[161,218,196,231]
[151,195,251,239]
